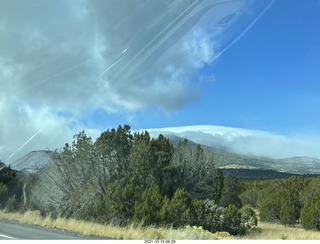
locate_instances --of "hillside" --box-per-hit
[163,134,320,175]
[9,133,320,177]
[220,168,318,179]
[10,150,54,175]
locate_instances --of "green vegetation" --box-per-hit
[239,176,320,231]
[2,124,320,238]
[300,197,320,230]
[0,125,257,237]
[0,161,24,212]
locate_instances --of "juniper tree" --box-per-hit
[300,197,320,230]
[219,174,242,209]
[133,183,164,226]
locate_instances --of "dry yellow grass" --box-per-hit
[221,222,320,240]
[2,210,319,240]
[0,210,215,240]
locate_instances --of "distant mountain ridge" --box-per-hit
[145,125,320,160]
[9,127,320,177]
[153,133,320,175]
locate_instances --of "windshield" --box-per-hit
[1,0,320,161]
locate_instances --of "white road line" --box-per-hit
[0,233,15,240]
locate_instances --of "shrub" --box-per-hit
[5,195,19,212]
[222,204,243,235]
[194,199,223,233]
[183,225,218,240]
[239,204,258,232]
[0,183,9,208]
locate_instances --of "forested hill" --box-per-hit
[221,168,319,179]
[8,134,320,178]
[165,134,320,175]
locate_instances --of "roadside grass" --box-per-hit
[221,222,320,240]
[1,210,319,240]
[0,210,217,240]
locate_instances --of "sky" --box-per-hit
[1,0,320,162]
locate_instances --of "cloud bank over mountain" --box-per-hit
[146,125,320,159]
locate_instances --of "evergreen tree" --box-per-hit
[219,174,242,209]
[300,177,320,205]
[150,134,174,191]
[130,131,158,188]
[259,188,300,225]
[300,197,320,230]
[259,192,281,223]
[95,125,133,186]
[159,195,171,225]
[133,183,163,226]
[160,188,195,227]
[280,190,300,226]
[105,182,141,226]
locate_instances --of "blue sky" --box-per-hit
[1,0,320,161]
[85,0,320,137]
[131,0,320,134]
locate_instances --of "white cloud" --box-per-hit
[0,0,253,113]
[0,0,271,161]
[146,125,320,159]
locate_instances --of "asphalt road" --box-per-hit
[0,220,111,240]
